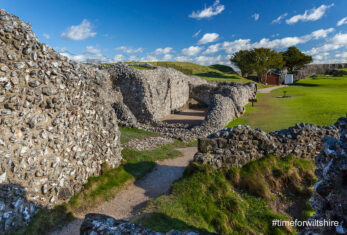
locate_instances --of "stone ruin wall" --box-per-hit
[109,63,258,140]
[301,115,347,234]
[194,123,338,168]
[294,63,347,81]
[0,10,122,232]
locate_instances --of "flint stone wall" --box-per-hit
[108,63,207,122]
[194,123,338,168]
[302,115,347,235]
[294,63,347,81]
[0,9,122,232]
[80,213,215,235]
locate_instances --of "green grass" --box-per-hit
[14,128,196,235]
[137,154,315,234]
[130,65,153,70]
[119,126,161,144]
[338,68,347,71]
[227,75,347,132]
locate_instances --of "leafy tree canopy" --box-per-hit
[282,46,313,72]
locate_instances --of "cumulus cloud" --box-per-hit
[181,46,203,56]
[60,52,86,62]
[272,13,288,24]
[252,13,260,21]
[154,47,173,55]
[221,28,334,54]
[113,54,124,62]
[198,33,219,45]
[193,55,223,65]
[163,54,173,60]
[193,29,201,38]
[204,43,220,54]
[85,46,101,54]
[189,0,225,19]
[61,19,96,40]
[305,33,347,55]
[115,46,143,53]
[43,33,50,39]
[337,17,347,26]
[286,4,334,24]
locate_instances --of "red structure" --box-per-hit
[266,73,280,85]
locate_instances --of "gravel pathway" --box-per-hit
[50,147,197,235]
[258,85,287,93]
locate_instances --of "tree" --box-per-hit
[230,50,254,77]
[282,46,313,72]
[251,48,284,84]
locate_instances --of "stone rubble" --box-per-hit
[80,213,216,235]
[301,115,347,235]
[123,136,175,151]
[194,123,338,168]
[0,9,122,232]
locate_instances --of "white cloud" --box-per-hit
[305,33,347,55]
[272,13,288,24]
[189,0,225,19]
[113,54,124,62]
[60,52,86,62]
[198,33,219,45]
[337,17,347,26]
[182,46,203,56]
[85,46,101,54]
[204,43,220,54]
[115,46,143,53]
[61,19,96,40]
[43,33,50,39]
[193,29,201,38]
[221,28,334,54]
[286,4,334,24]
[163,54,173,60]
[252,13,260,21]
[193,55,223,65]
[154,47,173,55]
[221,39,252,53]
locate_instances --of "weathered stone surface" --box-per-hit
[301,115,347,235]
[80,213,215,235]
[194,123,338,168]
[0,9,122,232]
[108,63,207,122]
[294,63,347,81]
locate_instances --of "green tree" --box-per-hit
[230,50,254,77]
[252,48,284,84]
[282,46,313,72]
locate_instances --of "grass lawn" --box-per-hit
[14,128,196,235]
[227,75,347,132]
[338,68,347,71]
[137,155,315,234]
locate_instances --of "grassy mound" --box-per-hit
[137,155,316,234]
[227,75,347,131]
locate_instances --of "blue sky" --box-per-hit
[2,0,347,65]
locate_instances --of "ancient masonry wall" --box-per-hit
[0,10,122,232]
[194,123,338,168]
[294,63,347,81]
[302,115,347,234]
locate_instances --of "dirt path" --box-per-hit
[50,147,197,235]
[258,85,287,93]
[161,108,206,126]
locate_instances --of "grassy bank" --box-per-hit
[227,75,347,132]
[137,155,316,234]
[14,128,196,235]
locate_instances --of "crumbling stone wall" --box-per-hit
[294,63,347,81]
[302,115,347,234]
[194,123,338,168]
[108,63,207,123]
[0,10,122,232]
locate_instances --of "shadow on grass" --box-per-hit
[137,212,217,234]
[123,161,156,179]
